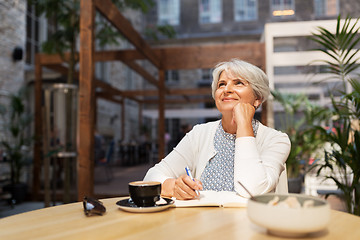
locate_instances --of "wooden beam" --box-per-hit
[124,61,160,88]
[120,87,211,98]
[45,64,77,78]
[170,88,211,96]
[159,43,265,70]
[94,0,160,68]
[96,91,123,104]
[78,0,95,201]
[32,54,43,201]
[91,43,265,70]
[120,89,159,97]
[94,50,143,62]
[37,52,76,65]
[144,97,214,105]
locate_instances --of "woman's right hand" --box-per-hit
[162,175,203,200]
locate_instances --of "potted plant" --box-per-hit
[0,88,32,203]
[272,90,330,193]
[309,15,360,215]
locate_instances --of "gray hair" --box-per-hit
[211,58,270,103]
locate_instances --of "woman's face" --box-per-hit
[214,70,261,114]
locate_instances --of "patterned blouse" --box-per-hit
[200,119,259,191]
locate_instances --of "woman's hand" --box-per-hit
[232,102,256,137]
[162,175,203,200]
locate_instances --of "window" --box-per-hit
[26,4,53,66]
[26,4,40,65]
[234,0,257,22]
[314,0,339,17]
[199,0,222,24]
[271,0,295,17]
[158,0,180,26]
[165,70,179,84]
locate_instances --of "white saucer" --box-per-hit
[116,197,174,213]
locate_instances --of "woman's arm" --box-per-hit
[234,128,291,197]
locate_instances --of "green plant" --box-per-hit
[0,88,32,184]
[272,91,330,179]
[313,80,360,215]
[309,15,360,215]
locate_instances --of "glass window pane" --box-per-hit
[199,0,222,24]
[234,0,257,21]
[158,0,180,26]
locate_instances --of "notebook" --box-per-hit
[172,190,248,208]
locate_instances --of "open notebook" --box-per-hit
[169,190,248,208]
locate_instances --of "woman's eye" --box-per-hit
[236,80,244,85]
[218,82,225,87]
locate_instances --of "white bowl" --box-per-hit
[247,193,330,237]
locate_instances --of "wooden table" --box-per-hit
[1,197,360,240]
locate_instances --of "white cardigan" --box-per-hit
[144,120,291,196]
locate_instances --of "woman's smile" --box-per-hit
[222,97,238,101]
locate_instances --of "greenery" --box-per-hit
[0,88,32,184]
[272,90,330,179]
[309,15,360,215]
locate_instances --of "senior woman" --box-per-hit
[144,58,291,200]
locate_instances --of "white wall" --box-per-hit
[265,19,360,127]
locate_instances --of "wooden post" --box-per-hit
[33,54,42,201]
[158,69,165,161]
[78,0,95,201]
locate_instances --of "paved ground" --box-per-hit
[93,163,153,197]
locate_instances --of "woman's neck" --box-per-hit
[221,114,237,134]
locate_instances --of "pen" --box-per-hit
[185,166,200,195]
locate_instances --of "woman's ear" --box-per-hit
[254,99,262,109]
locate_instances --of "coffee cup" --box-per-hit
[129,181,161,207]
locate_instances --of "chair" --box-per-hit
[275,166,288,194]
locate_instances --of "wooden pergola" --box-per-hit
[33,0,266,201]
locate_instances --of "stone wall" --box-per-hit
[0,0,26,94]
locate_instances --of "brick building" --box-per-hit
[142,0,360,133]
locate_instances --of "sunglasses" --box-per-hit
[83,196,106,216]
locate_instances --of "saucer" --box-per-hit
[116,197,174,213]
